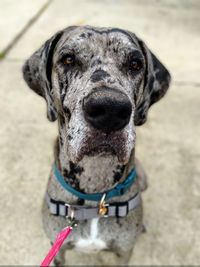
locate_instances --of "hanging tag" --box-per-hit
[40,221,77,267]
[98,193,108,216]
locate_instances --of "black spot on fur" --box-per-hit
[91,69,110,83]
[63,107,71,120]
[69,161,84,175]
[74,70,79,79]
[91,59,102,68]
[80,33,86,38]
[59,80,64,92]
[113,47,117,53]
[113,165,125,183]
[107,78,115,84]
[87,32,93,37]
[63,162,83,191]
[107,40,112,46]
[117,78,123,87]
[59,136,63,146]
[60,92,65,104]
[68,135,73,141]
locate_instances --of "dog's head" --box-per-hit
[23,26,170,164]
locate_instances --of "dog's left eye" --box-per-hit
[62,54,75,65]
[129,58,143,72]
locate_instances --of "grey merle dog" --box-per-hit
[22,26,170,265]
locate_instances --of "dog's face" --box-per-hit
[23,26,170,164]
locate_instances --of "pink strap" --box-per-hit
[40,226,73,267]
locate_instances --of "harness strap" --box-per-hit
[46,192,141,220]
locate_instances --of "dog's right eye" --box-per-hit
[61,54,75,66]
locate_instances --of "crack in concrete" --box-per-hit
[0,0,54,61]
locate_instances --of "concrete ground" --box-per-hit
[0,0,200,265]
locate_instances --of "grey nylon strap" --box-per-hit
[46,193,141,220]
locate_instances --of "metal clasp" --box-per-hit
[98,193,109,217]
[65,203,75,220]
[65,203,78,227]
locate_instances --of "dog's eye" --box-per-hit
[62,54,75,65]
[129,58,143,71]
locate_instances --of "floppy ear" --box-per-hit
[22,31,63,121]
[134,39,171,126]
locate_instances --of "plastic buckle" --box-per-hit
[116,201,129,217]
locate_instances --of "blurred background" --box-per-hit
[0,0,200,265]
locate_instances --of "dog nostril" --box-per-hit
[83,97,106,118]
[88,106,105,118]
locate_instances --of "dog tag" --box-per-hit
[40,225,73,267]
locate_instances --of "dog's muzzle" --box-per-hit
[83,87,132,133]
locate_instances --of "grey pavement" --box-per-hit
[0,0,200,265]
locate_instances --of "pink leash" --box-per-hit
[40,226,73,267]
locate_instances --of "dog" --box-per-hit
[22,25,170,266]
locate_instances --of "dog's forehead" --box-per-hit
[57,26,138,54]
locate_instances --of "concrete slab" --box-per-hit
[131,83,200,265]
[0,59,199,264]
[0,61,54,264]
[0,0,49,55]
[1,0,200,265]
[6,0,200,84]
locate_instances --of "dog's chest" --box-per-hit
[75,218,107,252]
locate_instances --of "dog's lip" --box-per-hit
[74,130,131,164]
[85,144,116,156]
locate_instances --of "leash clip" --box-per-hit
[65,204,78,228]
[98,193,109,217]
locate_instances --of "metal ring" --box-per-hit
[65,203,74,220]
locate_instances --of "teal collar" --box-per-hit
[53,164,137,202]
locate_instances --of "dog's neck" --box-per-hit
[54,138,135,194]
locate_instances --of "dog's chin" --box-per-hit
[68,131,134,164]
[82,145,120,161]
[72,146,129,164]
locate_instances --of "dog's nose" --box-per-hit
[83,87,132,133]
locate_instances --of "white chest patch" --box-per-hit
[75,218,107,253]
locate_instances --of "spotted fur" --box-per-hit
[22,25,170,266]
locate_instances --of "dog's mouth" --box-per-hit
[84,144,116,157]
[71,129,135,164]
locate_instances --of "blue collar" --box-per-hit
[53,164,137,202]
